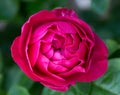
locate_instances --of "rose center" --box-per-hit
[52,39,62,50]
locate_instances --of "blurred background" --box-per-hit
[0,0,120,95]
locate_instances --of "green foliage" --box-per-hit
[105,39,120,56]
[91,0,110,16]
[42,83,91,95]
[92,58,120,95]
[0,74,2,90]
[0,0,19,20]
[5,66,33,90]
[0,0,120,95]
[0,51,3,92]
[7,85,30,95]
[25,0,69,18]
[0,51,3,73]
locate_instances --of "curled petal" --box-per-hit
[41,30,55,42]
[48,62,69,73]
[76,41,88,60]
[58,65,85,77]
[61,57,80,69]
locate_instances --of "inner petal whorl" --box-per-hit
[52,34,65,50]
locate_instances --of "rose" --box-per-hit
[11,8,108,92]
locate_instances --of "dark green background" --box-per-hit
[0,0,120,95]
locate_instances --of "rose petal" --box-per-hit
[61,57,80,69]
[28,10,56,24]
[19,22,32,57]
[30,23,55,44]
[40,42,52,53]
[56,21,77,34]
[41,81,69,92]
[41,29,55,42]
[30,25,47,44]
[71,18,95,43]
[71,33,81,47]
[64,34,73,46]
[28,40,40,67]
[65,33,81,54]
[52,51,64,60]
[48,62,68,73]
[75,41,88,60]
[58,65,85,77]
[44,48,54,58]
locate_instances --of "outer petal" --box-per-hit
[11,37,43,81]
[41,81,69,92]
[19,22,32,57]
[28,41,40,67]
[28,10,56,25]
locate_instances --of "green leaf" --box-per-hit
[0,51,3,73]
[7,85,30,95]
[91,0,110,15]
[0,0,19,20]
[0,74,2,90]
[26,0,69,17]
[21,0,34,2]
[105,39,120,56]
[109,49,120,59]
[29,83,44,95]
[0,90,6,95]
[0,51,3,91]
[91,58,120,95]
[41,82,91,95]
[5,66,33,90]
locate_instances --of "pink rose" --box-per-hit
[11,8,108,92]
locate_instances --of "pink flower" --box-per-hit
[11,8,108,92]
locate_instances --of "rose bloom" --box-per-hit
[11,8,108,92]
